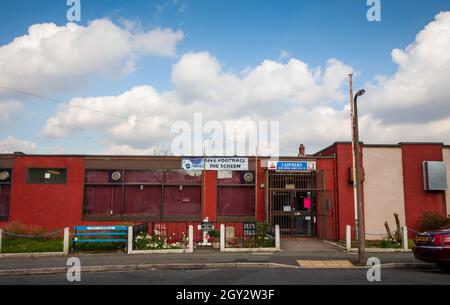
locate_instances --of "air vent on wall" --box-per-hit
[423,161,447,191]
[0,169,11,182]
[109,170,123,183]
[241,171,255,184]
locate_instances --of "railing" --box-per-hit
[0,227,70,256]
[344,225,410,252]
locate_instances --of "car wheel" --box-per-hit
[436,263,450,272]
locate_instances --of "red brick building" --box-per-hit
[0,142,448,241]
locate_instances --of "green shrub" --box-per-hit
[419,212,450,231]
[209,230,220,238]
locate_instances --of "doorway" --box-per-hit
[269,190,315,237]
[268,171,318,238]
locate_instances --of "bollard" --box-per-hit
[0,228,2,254]
[346,225,352,252]
[63,227,70,255]
[188,225,194,253]
[220,224,225,252]
[127,226,133,254]
[402,226,409,251]
[275,225,281,251]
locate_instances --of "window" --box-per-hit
[84,185,122,216]
[217,171,255,217]
[124,185,161,216]
[83,169,202,219]
[27,168,67,184]
[163,185,201,215]
[0,169,11,219]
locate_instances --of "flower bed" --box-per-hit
[133,232,188,254]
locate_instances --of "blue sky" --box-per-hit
[1,0,450,155]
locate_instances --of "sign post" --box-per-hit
[199,217,214,246]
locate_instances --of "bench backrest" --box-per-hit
[73,226,129,243]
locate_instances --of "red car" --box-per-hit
[413,227,450,271]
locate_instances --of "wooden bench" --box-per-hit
[72,226,129,252]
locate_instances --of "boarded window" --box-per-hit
[27,168,67,184]
[125,170,164,183]
[124,185,161,216]
[218,186,255,216]
[83,169,202,219]
[165,170,202,184]
[84,186,122,216]
[0,185,10,219]
[217,171,255,216]
[85,170,111,184]
[163,186,201,215]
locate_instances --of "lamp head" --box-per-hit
[356,89,366,97]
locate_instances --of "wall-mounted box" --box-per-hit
[423,161,447,191]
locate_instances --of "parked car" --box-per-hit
[413,227,450,271]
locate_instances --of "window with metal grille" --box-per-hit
[27,168,67,184]
[217,171,255,216]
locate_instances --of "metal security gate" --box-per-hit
[268,171,324,238]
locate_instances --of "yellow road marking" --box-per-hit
[297,260,355,269]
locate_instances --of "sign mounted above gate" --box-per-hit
[268,161,316,171]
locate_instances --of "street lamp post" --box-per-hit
[353,88,366,265]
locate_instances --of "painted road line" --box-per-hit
[297,260,355,269]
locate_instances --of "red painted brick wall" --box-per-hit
[256,161,265,222]
[202,171,217,222]
[8,156,85,231]
[401,144,447,233]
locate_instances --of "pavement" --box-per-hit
[0,239,433,277]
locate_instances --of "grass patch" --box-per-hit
[72,242,127,253]
[1,238,128,254]
[1,238,64,254]
[338,239,414,249]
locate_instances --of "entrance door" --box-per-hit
[269,190,315,237]
[292,192,314,236]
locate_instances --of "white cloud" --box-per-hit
[0,19,183,94]
[363,12,450,124]
[279,50,290,61]
[0,136,37,153]
[0,100,22,120]
[42,52,353,153]
[38,11,450,154]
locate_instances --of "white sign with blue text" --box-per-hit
[182,158,249,171]
[268,161,316,171]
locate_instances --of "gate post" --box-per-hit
[127,226,133,254]
[0,228,3,254]
[346,225,352,252]
[188,225,194,253]
[220,224,225,252]
[402,226,408,251]
[275,225,281,251]
[63,227,70,255]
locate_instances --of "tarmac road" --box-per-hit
[0,267,449,285]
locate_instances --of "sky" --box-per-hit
[1,0,450,156]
